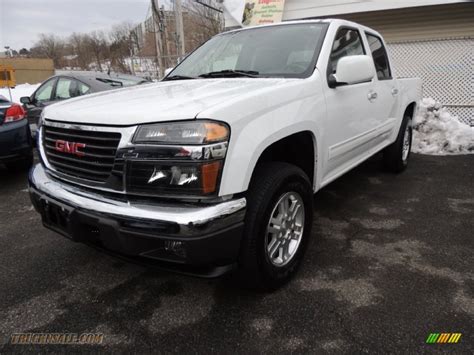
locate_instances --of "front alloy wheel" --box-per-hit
[266,192,305,267]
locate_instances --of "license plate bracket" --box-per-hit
[40,198,74,239]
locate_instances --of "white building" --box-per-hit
[224,0,474,125]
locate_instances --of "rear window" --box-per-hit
[366,33,392,80]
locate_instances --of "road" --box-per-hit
[0,154,473,353]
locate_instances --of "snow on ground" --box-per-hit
[412,98,474,155]
[0,83,40,104]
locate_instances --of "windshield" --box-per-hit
[169,23,328,79]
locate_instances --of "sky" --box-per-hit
[0,0,153,50]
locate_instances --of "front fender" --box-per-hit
[198,76,327,196]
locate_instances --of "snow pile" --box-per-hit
[412,98,474,155]
[0,83,40,104]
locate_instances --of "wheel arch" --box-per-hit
[248,130,318,191]
[404,101,417,119]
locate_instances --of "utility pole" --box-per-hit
[161,7,171,69]
[151,0,164,78]
[174,0,185,59]
[159,6,170,69]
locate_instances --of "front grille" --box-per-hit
[43,125,121,182]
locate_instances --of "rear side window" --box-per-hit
[329,28,365,74]
[77,81,90,95]
[366,33,392,80]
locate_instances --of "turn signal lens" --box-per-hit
[204,123,229,143]
[201,161,222,194]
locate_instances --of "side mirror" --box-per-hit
[329,55,375,88]
[164,67,174,77]
[20,96,32,105]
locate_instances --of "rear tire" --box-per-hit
[238,162,313,290]
[382,115,412,173]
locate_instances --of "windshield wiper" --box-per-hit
[199,70,260,78]
[163,75,197,81]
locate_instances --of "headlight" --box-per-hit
[126,120,229,198]
[127,160,222,196]
[133,120,229,145]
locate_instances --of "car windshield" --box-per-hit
[168,23,327,79]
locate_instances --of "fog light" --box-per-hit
[164,240,186,258]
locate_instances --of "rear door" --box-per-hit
[363,32,400,145]
[322,26,377,182]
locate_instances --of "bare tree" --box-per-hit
[70,33,92,70]
[183,0,223,41]
[109,22,137,73]
[31,34,65,67]
[86,31,108,71]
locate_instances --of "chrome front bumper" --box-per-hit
[28,164,246,270]
[29,163,246,235]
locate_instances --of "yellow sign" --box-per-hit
[242,0,286,27]
[0,65,16,88]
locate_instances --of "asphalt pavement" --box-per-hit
[0,153,472,353]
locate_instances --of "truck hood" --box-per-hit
[44,78,297,126]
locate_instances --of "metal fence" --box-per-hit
[388,38,473,126]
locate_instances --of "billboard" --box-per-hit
[242,0,286,26]
[221,0,286,28]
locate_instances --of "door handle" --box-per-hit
[367,91,378,101]
[391,88,399,96]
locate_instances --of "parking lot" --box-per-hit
[0,153,472,353]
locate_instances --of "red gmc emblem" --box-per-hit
[55,140,86,157]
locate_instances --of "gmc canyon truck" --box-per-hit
[29,20,421,288]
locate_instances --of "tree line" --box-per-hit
[28,22,139,73]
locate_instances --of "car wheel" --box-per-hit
[382,115,412,173]
[238,162,313,290]
[6,154,33,172]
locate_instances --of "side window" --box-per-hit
[54,78,76,100]
[329,28,365,74]
[77,80,91,95]
[366,33,392,80]
[34,79,56,102]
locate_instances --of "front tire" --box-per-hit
[382,115,412,173]
[238,162,313,290]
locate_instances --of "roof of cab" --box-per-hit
[221,19,383,42]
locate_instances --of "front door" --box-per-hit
[322,27,377,183]
[26,78,57,123]
[25,77,57,137]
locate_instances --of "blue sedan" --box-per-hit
[0,95,33,171]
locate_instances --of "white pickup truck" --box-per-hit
[29,20,421,288]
